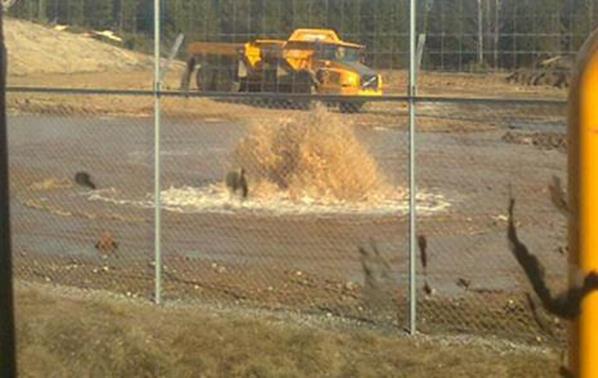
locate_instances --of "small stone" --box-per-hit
[194,285,200,290]
[92,268,99,274]
[267,286,273,291]
[102,266,109,272]
[296,270,303,276]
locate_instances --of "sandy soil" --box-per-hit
[5,18,153,77]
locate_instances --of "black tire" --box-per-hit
[180,57,196,91]
[339,101,365,113]
[292,71,316,94]
[195,65,236,92]
[291,71,316,109]
[195,66,214,91]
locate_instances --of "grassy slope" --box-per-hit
[15,283,559,378]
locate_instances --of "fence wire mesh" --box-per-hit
[158,97,409,328]
[5,0,580,348]
[10,94,156,299]
[412,100,568,342]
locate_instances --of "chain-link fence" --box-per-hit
[10,94,155,299]
[414,99,567,342]
[6,0,577,347]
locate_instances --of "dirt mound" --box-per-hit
[506,56,573,89]
[232,106,395,202]
[502,131,567,153]
[506,69,570,88]
[5,17,153,77]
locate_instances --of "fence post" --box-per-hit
[0,4,16,376]
[408,0,418,335]
[568,27,598,377]
[153,0,162,305]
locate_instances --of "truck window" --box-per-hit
[318,45,362,63]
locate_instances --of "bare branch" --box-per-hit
[507,197,598,320]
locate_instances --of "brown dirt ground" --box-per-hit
[5,17,567,132]
[7,68,566,119]
[13,250,568,346]
[7,67,566,137]
[15,281,561,378]
[502,131,567,153]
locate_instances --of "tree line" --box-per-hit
[7,0,598,70]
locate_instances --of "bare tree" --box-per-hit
[494,0,501,68]
[477,0,484,66]
[38,0,46,22]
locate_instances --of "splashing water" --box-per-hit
[231,105,394,202]
[87,106,452,216]
[87,183,450,216]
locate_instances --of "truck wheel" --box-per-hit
[196,66,214,91]
[339,101,364,113]
[293,71,316,94]
[238,78,249,92]
[214,68,236,92]
[196,66,236,92]
[293,71,316,109]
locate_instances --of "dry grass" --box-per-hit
[14,283,560,378]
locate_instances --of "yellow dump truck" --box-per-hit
[180,28,383,112]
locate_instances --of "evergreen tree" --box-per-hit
[68,0,84,26]
[5,0,598,70]
[84,0,114,29]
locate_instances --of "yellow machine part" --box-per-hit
[288,28,341,42]
[568,27,598,378]
[316,64,383,96]
[282,49,314,71]
[578,54,598,376]
[186,42,242,57]
[243,42,262,68]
